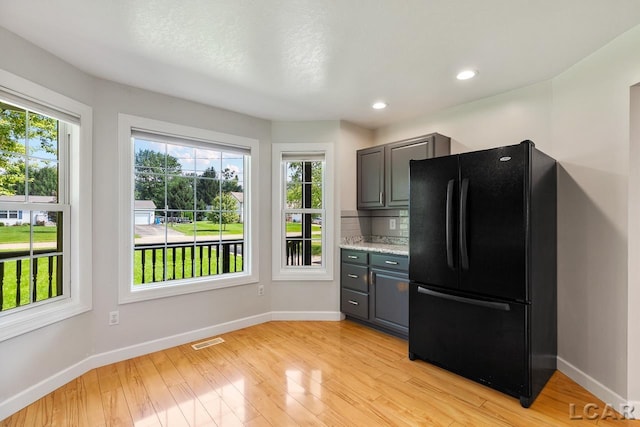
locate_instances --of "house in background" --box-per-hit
[0,195,56,226]
[133,200,156,225]
[230,191,243,222]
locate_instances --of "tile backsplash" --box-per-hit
[341,209,409,245]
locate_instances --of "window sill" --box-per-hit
[119,272,258,304]
[0,297,91,342]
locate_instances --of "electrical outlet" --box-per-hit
[109,311,119,326]
[258,285,265,296]
[389,218,397,230]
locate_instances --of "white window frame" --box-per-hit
[271,143,334,281]
[0,69,92,342]
[118,114,259,304]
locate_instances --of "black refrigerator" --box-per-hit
[408,140,556,408]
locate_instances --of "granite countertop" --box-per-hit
[339,240,409,256]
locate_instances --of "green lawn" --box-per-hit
[134,246,243,285]
[169,221,244,236]
[0,225,58,244]
[285,222,322,234]
[0,256,61,311]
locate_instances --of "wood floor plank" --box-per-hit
[115,359,162,426]
[3,320,635,426]
[76,370,106,427]
[100,388,133,427]
[133,355,190,427]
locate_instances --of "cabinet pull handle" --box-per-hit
[347,255,358,259]
[347,274,358,279]
[379,192,383,204]
[348,300,359,306]
[384,260,398,265]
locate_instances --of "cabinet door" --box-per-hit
[357,146,385,209]
[371,268,409,336]
[385,138,430,207]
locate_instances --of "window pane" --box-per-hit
[166,176,194,210]
[310,182,323,208]
[28,159,58,201]
[0,210,62,310]
[167,144,195,176]
[0,153,26,200]
[27,113,58,160]
[35,211,62,252]
[134,139,166,174]
[286,161,303,182]
[311,238,322,265]
[135,172,165,211]
[195,148,221,174]
[0,104,26,155]
[195,176,219,210]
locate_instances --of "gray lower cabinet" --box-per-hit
[341,249,409,338]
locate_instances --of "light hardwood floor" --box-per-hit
[1,320,637,426]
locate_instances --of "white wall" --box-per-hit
[0,26,95,409]
[375,25,640,405]
[90,79,273,353]
[0,26,277,417]
[338,121,374,211]
[268,120,371,314]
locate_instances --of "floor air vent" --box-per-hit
[191,337,225,350]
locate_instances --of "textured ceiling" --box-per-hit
[2,0,640,129]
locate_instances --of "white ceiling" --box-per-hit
[2,1,640,129]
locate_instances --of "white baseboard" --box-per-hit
[271,311,344,321]
[0,311,341,421]
[558,356,636,419]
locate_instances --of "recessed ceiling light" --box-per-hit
[372,101,387,110]
[456,69,478,80]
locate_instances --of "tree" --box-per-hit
[196,166,218,209]
[0,106,58,196]
[221,167,243,193]
[167,176,194,212]
[134,149,182,209]
[14,165,58,197]
[286,161,323,208]
[206,193,239,231]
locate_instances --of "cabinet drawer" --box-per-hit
[341,249,368,265]
[341,264,368,293]
[370,253,408,271]
[341,289,369,319]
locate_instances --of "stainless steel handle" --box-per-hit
[379,192,383,205]
[347,255,358,259]
[347,274,358,279]
[384,260,398,265]
[348,300,359,306]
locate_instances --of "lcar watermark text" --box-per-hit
[569,403,636,420]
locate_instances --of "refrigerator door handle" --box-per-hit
[446,179,455,269]
[417,286,511,311]
[460,178,470,270]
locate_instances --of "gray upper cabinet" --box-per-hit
[357,146,385,209]
[358,133,450,209]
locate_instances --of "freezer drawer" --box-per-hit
[409,283,528,399]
